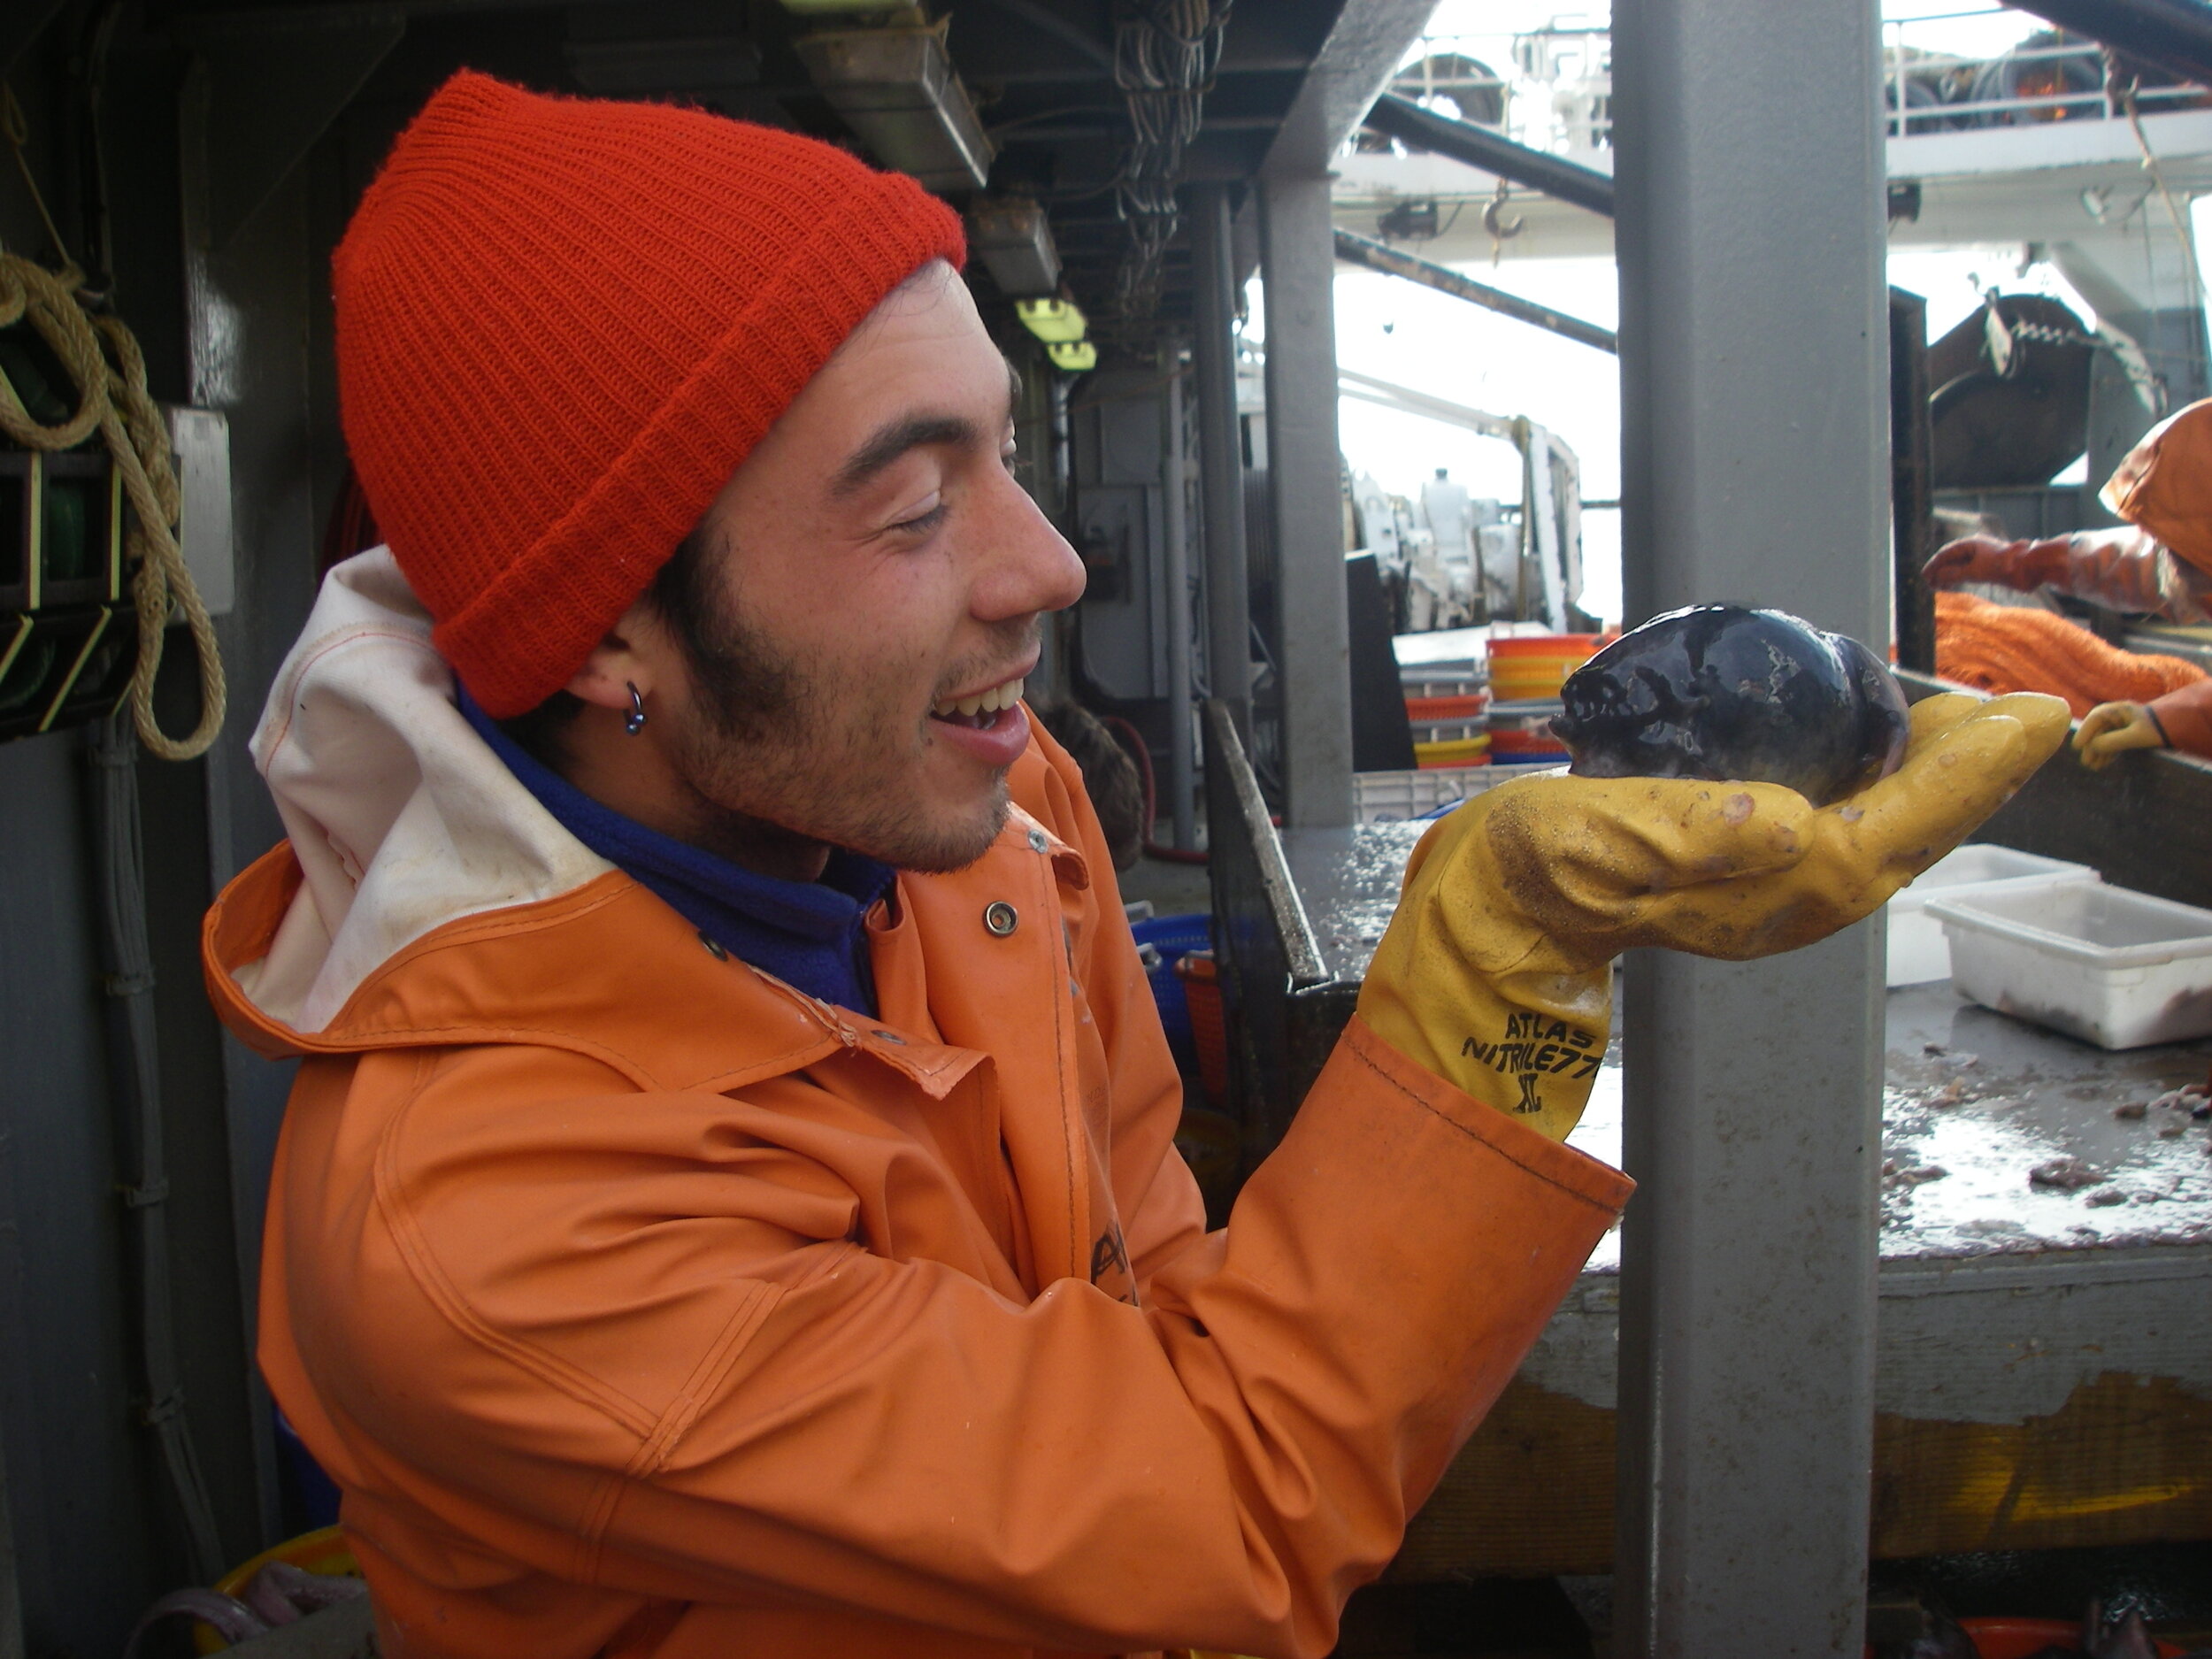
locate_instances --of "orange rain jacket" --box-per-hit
[204,552,1632,1659]
[2108,399,2212,756]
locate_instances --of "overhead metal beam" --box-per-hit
[966,0,1115,74]
[1612,0,1890,1652]
[1333,227,1618,354]
[2011,0,2212,88]
[1261,0,1436,177]
[1362,93,1617,219]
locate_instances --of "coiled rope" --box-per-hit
[1,89,224,759]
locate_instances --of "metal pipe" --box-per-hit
[1362,92,1616,218]
[1162,355,1196,852]
[1190,182,1252,739]
[1612,0,1889,1650]
[1891,288,1939,678]
[87,715,228,1585]
[1333,227,1617,353]
[2009,0,2212,88]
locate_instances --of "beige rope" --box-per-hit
[0,232,225,761]
[0,85,74,281]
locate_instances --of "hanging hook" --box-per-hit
[1483,178,1525,266]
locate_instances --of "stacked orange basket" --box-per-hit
[1486,633,1602,701]
[1483,633,1601,769]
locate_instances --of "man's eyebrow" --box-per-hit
[828,358,1024,502]
[830,413,979,500]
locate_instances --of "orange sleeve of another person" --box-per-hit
[2148,678,2212,759]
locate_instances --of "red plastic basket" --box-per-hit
[1403,691,1490,723]
[1856,1619,2189,1659]
[1957,1619,2186,1659]
[1174,952,1230,1106]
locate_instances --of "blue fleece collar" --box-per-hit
[457,690,894,1015]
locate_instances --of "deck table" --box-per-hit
[1269,819,2212,1576]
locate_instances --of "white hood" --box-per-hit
[236,549,613,1033]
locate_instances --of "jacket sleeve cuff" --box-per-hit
[1333,1012,1634,1217]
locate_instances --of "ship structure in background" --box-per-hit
[1334,16,2212,632]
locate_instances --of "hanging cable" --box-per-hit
[1109,0,1232,322]
[0,87,225,760]
[88,710,228,1584]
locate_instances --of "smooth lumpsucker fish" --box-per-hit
[1550,604,1911,806]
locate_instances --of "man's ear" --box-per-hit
[565,599,666,713]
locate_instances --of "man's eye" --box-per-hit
[893,502,949,534]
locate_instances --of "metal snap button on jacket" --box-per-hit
[983,901,1018,936]
[1026,827,1049,853]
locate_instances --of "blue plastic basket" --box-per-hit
[1132,911,1212,1061]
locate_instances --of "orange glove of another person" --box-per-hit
[1924,527,2196,620]
[1924,534,2075,592]
[1357,693,2070,1141]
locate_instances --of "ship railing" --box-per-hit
[1360,22,2207,165]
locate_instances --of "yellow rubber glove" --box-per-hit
[1357,692,2069,1140]
[2074,700,2167,770]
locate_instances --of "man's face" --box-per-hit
[643,263,1085,873]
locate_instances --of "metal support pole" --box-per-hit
[1259,173,1354,829]
[1612,0,1889,1652]
[0,1424,19,1659]
[1162,356,1197,852]
[1190,183,1252,740]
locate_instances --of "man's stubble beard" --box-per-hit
[666,575,1018,876]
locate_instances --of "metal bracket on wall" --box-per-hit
[178,9,405,254]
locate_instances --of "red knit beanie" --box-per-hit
[333,71,966,717]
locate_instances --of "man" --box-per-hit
[204,73,2063,1659]
[1924,400,2212,766]
[1418,466,1471,567]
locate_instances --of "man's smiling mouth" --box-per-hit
[930,676,1025,729]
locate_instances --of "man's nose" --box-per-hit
[973,469,1087,620]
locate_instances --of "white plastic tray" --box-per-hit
[1351,763,1563,823]
[1884,845,2101,987]
[1927,881,2212,1049]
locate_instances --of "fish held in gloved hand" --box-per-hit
[1357,685,2067,1140]
[1552,604,1911,806]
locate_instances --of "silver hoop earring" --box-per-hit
[624,683,647,736]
